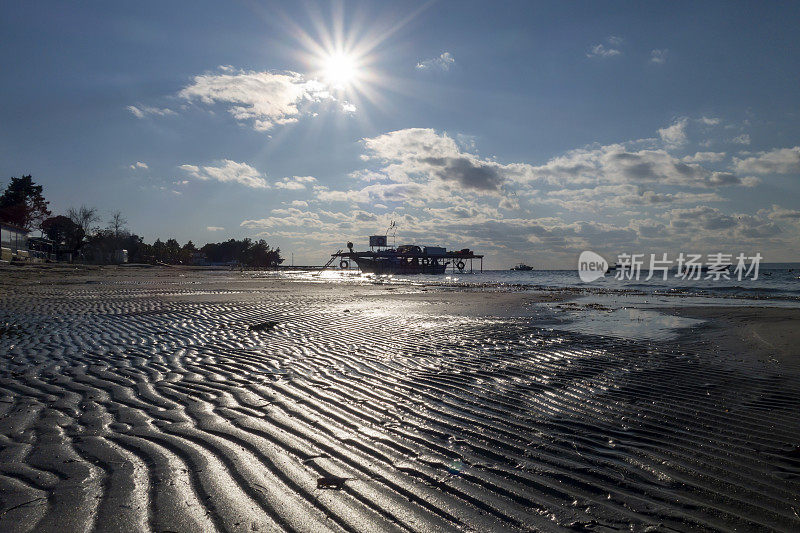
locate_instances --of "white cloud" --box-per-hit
[341,102,357,113]
[236,125,799,265]
[762,204,800,221]
[733,146,800,175]
[239,200,797,268]
[456,133,477,152]
[649,49,668,64]
[206,226,225,231]
[416,52,455,71]
[129,161,149,170]
[178,67,332,131]
[311,125,757,217]
[314,186,365,203]
[526,143,753,189]
[587,44,621,58]
[666,205,782,240]
[543,184,725,211]
[360,128,520,194]
[698,116,721,126]
[682,152,726,163]
[658,118,688,147]
[707,172,758,187]
[241,207,324,230]
[729,133,751,145]
[242,202,790,265]
[587,37,623,59]
[127,105,176,118]
[179,159,268,188]
[275,175,317,190]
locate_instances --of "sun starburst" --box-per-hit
[322,52,358,89]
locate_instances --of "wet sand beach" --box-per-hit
[669,306,800,364]
[1,266,799,532]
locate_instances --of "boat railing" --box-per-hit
[322,249,343,270]
[330,250,484,260]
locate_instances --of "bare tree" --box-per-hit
[67,205,99,236]
[108,211,128,238]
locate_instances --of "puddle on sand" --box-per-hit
[554,306,704,342]
[543,292,800,342]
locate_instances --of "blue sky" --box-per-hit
[2,1,799,267]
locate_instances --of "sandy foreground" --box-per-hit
[0,266,799,532]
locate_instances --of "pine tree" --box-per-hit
[0,175,51,229]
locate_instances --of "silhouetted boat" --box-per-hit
[330,237,483,275]
[510,263,533,271]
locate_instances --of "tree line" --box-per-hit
[0,174,283,267]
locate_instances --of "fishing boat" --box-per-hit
[328,233,483,275]
[510,263,533,271]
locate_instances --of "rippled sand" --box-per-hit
[1,267,799,532]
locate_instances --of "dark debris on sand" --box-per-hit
[316,476,350,489]
[249,321,279,332]
[0,322,24,338]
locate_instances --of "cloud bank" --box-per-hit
[734,147,800,175]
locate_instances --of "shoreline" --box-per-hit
[3,264,799,360]
[3,262,799,302]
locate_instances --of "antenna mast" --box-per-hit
[386,221,398,248]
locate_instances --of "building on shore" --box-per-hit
[0,222,30,262]
[27,236,56,261]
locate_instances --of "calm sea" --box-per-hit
[272,263,800,300]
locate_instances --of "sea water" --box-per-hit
[272,263,800,300]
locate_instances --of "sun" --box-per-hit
[322,52,358,88]
[281,2,423,120]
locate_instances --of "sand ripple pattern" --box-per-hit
[1,279,799,532]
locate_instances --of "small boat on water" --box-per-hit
[510,263,533,271]
[329,234,483,275]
